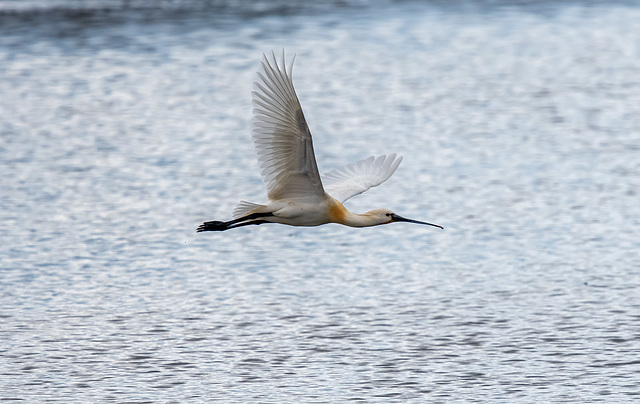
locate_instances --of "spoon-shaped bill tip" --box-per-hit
[390,213,443,229]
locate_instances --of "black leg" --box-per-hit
[225,220,270,230]
[196,212,274,232]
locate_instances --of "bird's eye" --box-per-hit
[386,213,392,217]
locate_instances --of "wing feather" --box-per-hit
[322,154,403,203]
[251,51,324,202]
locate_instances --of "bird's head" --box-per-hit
[365,209,443,229]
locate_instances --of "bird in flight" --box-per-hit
[197,51,442,232]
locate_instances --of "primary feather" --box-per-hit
[251,51,325,202]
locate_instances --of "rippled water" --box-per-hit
[2,1,640,402]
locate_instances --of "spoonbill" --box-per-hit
[197,51,442,232]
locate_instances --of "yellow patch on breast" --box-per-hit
[328,200,348,224]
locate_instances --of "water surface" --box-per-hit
[1,1,640,402]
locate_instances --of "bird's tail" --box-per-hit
[233,201,266,219]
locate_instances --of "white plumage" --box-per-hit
[197,51,442,232]
[322,154,403,203]
[252,52,324,203]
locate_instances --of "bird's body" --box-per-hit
[262,197,346,227]
[197,51,442,232]
[232,197,389,228]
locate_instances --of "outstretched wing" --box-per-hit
[321,154,403,203]
[252,51,325,202]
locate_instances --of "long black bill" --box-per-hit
[390,213,443,229]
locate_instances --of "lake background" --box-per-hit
[1,0,640,402]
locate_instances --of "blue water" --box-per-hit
[1,1,640,402]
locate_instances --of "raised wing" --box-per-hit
[252,51,325,202]
[322,154,403,203]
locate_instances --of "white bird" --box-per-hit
[197,51,442,232]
